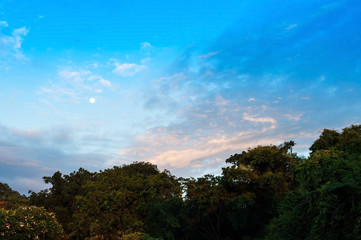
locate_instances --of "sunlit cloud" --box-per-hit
[243,113,277,128]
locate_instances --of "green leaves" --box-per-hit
[0,206,64,240]
[267,125,361,240]
[0,183,28,209]
[72,162,182,239]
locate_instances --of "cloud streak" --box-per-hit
[113,62,147,77]
[0,23,29,60]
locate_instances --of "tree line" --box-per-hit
[1,124,361,239]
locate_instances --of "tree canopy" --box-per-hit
[2,124,361,239]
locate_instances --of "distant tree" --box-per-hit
[0,182,28,209]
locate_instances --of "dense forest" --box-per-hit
[2,124,361,240]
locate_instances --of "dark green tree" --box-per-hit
[29,168,95,238]
[310,125,361,155]
[72,162,182,240]
[221,141,300,239]
[0,182,28,209]
[181,175,231,240]
[267,125,361,240]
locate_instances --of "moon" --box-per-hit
[89,98,96,104]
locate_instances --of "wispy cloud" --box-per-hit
[113,62,147,77]
[0,21,8,27]
[58,69,89,83]
[243,113,277,129]
[140,42,152,50]
[285,24,298,30]
[198,51,219,59]
[0,23,29,60]
[39,66,112,103]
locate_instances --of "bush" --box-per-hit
[0,206,64,240]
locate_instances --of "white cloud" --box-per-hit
[140,42,152,49]
[88,75,112,87]
[58,70,86,82]
[286,24,298,30]
[113,123,296,173]
[12,27,29,36]
[248,97,256,102]
[283,113,303,121]
[99,79,112,87]
[199,51,219,59]
[113,62,147,77]
[243,113,277,129]
[39,84,79,103]
[0,21,8,27]
[0,25,29,59]
[141,57,151,64]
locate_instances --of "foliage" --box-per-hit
[267,125,361,240]
[120,232,161,240]
[181,175,231,240]
[221,141,300,239]
[310,125,361,155]
[72,162,182,240]
[29,168,95,237]
[0,206,64,240]
[0,183,28,209]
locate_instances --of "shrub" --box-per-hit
[0,206,64,240]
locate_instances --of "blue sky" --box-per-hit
[0,0,360,194]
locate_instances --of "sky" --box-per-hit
[0,0,361,194]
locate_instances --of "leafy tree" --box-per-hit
[309,129,340,153]
[29,168,95,238]
[267,126,361,240]
[72,162,182,240]
[310,125,361,155]
[181,175,230,240]
[221,141,300,239]
[267,150,361,240]
[0,182,28,209]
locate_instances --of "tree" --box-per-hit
[181,175,230,240]
[221,141,300,239]
[29,168,95,238]
[309,125,361,155]
[0,182,28,209]
[267,126,361,240]
[72,162,182,240]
